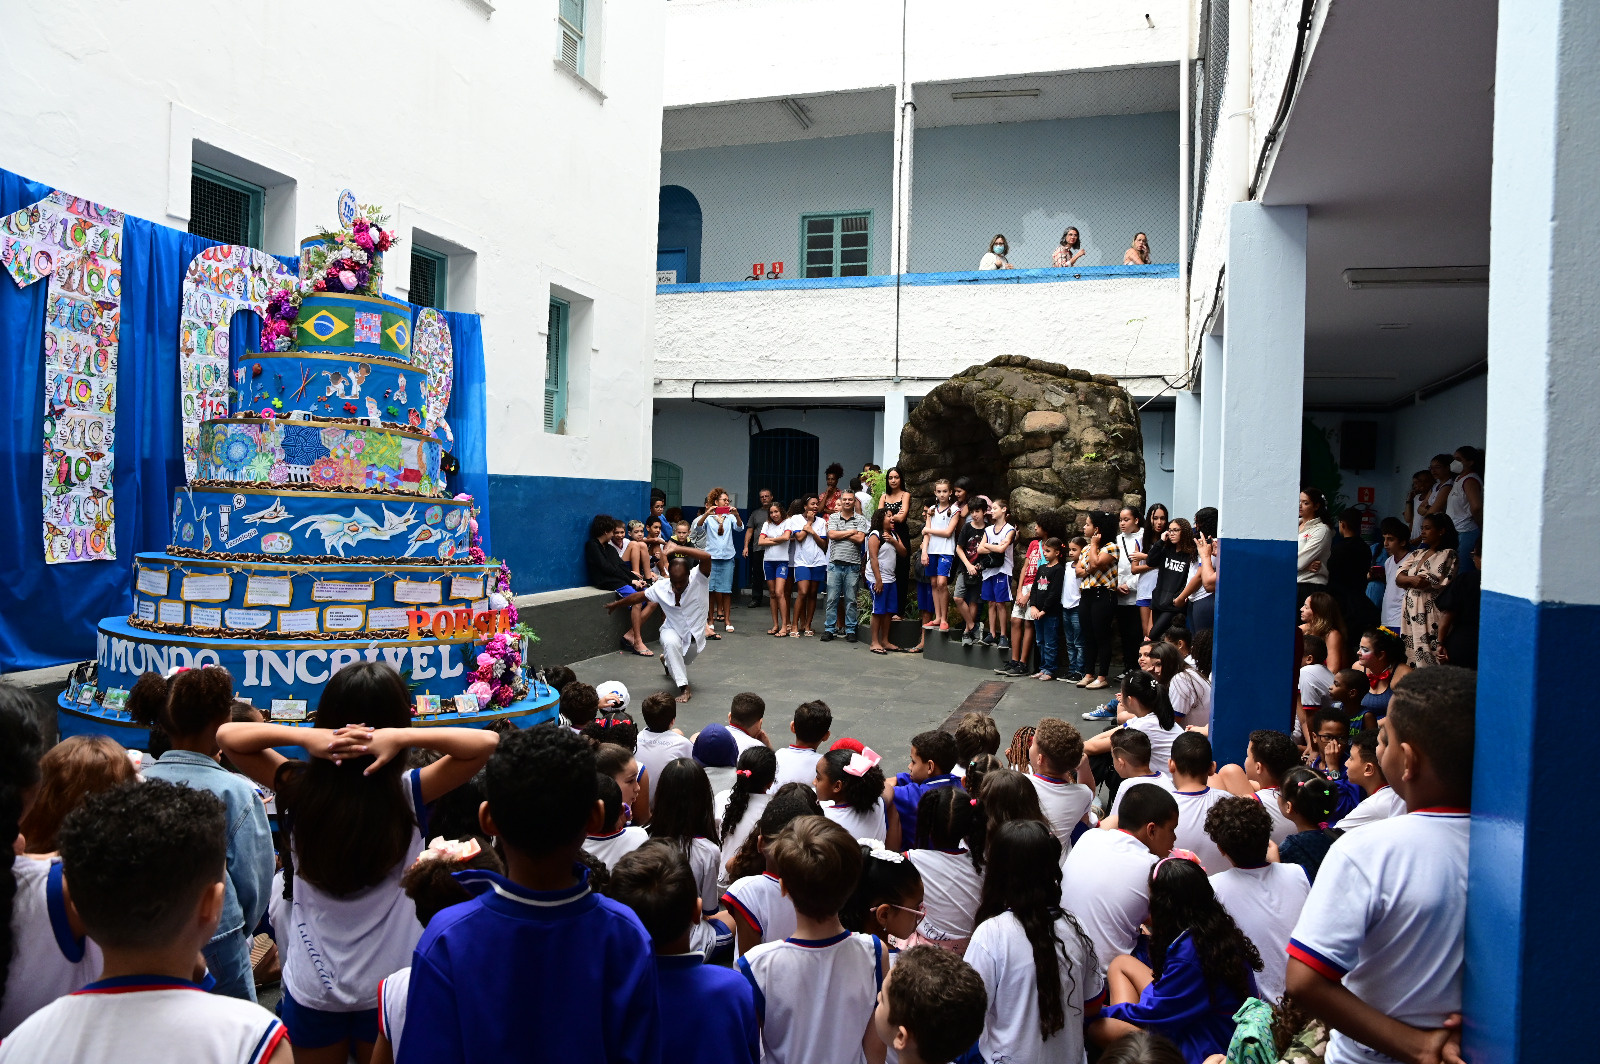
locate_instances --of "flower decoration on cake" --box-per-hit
[303,205,396,296]
[260,280,302,352]
[308,456,346,488]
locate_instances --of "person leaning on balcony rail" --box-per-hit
[1123,231,1151,265]
[979,234,1016,270]
[1052,227,1087,267]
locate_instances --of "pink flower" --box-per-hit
[338,270,358,290]
[467,681,493,708]
[491,684,515,708]
[476,652,495,670]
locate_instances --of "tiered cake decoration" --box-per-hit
[61,194,556,742]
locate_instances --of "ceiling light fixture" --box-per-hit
[1342,266,1488,289]
[780,98,814,130]
[951,88,1041,100]
[1306,372,1399,381]
[1376,322,1411,330]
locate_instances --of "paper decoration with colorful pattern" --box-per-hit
[354,311,380,344]
[412,308,454,435]
[179,245,296,481]
[0,189,125,564]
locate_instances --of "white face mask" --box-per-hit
[1450,460,1465,474]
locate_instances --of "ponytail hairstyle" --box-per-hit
[915,785,987,873]
[725,782,822,881]
[976,820,1095,1040]
[977,769,1049,845]
[0,688,45,1017]
[277,661,413,900]
[720,745,777,844]
[581,713,639,751]
[819,748,886,814]
[1147,857,1262,1005]
[19,735,137,853]
[963,753,1003,797]
[399,837,505,926]
[1280,765,1341,829]
[1122,669,1177,732]
[840,844,924,934]
[647,758,718,853]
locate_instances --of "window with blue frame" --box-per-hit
[410,245,448,310]
[544,298,569,433]
[801,212,871,278]
[558,0,586,75]
[651,459,683,510]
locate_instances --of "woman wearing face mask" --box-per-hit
[980,234,1016,270]
[1123,231,1152,265]
[1444,446,1483,572]
[1052,227,1087,267]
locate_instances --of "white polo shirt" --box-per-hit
[905,848,984,942]
[0,857,103,1037]
[1288,811,1470,1064]
[1107,774,1176,823]
[714,790,771,883]
[1335,786,1407,832]
[1060,827,1158,977]
[774,745,823,787]
[728,726,766,757]
[823,799,887,845]
[966,910,1103,1064]
[1210,863,1311,1004]
[1170,785,1233,874]
[738,931,884,1064]
[722,871,797,948]
[1124,714,1187,775]
[582,825,648,870]
[1027,772,1094,859]
[634,728,694,802]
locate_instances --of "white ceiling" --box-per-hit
[1260,0,1497,407]
[661,65,1179,153]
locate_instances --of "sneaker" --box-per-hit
[975,622,986,642]
[997,637,1011,651]
[981,632,998,647]
[993,662,1016,675]
[845,632,858,643]
[1082,705,1117,721]
[820,631,836,642]
[1064,671,1084,682]
[1009,659,1029,675]
[962,630,975,647]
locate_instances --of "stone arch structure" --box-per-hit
[898,356,1145,539]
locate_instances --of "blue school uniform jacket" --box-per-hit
[1100,930,1258,1064]
[656,952,758,1064]
[398,867,659,1064]
[892,772,959,846]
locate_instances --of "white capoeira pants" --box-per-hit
[659,626,703,688]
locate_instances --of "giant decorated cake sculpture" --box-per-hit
[60,196,558,743]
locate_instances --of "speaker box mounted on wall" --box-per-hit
[1340,420,1379,472]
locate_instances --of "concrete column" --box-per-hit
[1172,389,1201,520]
[881,390,908,469]
[1210,202,1306,765]
[1466,4,1600,1060]
[889,84,916,275]
[1196,334,1224,509]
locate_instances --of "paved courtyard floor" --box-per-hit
[570,602,1118,761]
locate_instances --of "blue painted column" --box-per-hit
[1196,334,1224,510]
[1171,388,1201,521]
[1465,4,1600,1061]
[1210,202,1306,765]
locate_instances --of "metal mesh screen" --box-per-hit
[1190,0,1229,265]
[410,249,440,309]
[188,171,256,247]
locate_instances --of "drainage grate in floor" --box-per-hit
[940,679,1011,731]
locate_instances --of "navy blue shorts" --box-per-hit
[981,573,1013,602]
[278,985,380,1049]
[763,560,790,582]
[872,585,898,615]
[926,555,954,579]
[793,565,826,584]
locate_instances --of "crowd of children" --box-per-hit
[0,636,1478,1064]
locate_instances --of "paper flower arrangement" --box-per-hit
[256,204,399,352]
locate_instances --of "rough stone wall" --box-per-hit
[898,355,1145,541]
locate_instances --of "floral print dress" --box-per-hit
[1399,547,1457,666]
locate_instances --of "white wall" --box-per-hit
[655,275,1182,399]
[653,402,877,508]
[664,0,1186,106]
[1141,407,1176,510]
[1391,375,1487,506]
[1,0,665,486]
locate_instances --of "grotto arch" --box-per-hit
[897,356,1146,540]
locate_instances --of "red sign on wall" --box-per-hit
[1356,487,1375,504]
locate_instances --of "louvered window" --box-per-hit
[544,298,569,433]
[189,165,263,248]
[558,0,585,74]
[410,246,448,310]
[801,212,872,278]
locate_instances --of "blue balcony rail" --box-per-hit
[657,262,1177,295]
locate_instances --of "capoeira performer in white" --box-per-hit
[607,542,712,702]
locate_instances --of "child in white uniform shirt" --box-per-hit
[1334,729,1408,831]
[1160,732,1233,873]
[967,820,1104,1064]
[1287,667,1475,1064]
[634,692,694,803]
[817,748,891,843]
[645,758,726,948]
[1204,795,1310,1004]
[584,775,649,870]
[716,747,778,881]
[1026,718,1095,857]
[718,786,823,955]
[1101,729,1176,827]
[1060,785,1178,978]
[0,781,289,1064]
[1213,729,1301,845]
[774,700,832,786]
[903,787,986,953]
[738,817,887,1064]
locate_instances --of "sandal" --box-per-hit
[908,646,924,653]
[802,629,816,637]
[724,622,734,632]
[767,626,780,635]
[870,647,888,655]
[620,637,654,657]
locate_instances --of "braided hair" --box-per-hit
[1006,725,1036,770]
[0,689,45,1016]
[719,745,777,844]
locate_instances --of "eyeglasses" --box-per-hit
[887,902,927,919]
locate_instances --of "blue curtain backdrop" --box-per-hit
[0,167,490,672]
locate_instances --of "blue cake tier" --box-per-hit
[169,486,474,560]
[85,615,538,720]
[233,351,428,429]
[196,417,443,496]
[129,552,500,636]
[291,290,411,359]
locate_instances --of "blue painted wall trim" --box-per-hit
[657,263,1177,295]
[489,474,650,595]
[1209,537,1298,765]
[1462,590,1599,1064]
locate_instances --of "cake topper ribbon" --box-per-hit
[843,747,881,777]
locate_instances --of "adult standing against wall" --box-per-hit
[1296,487,1333,615]
[743,487,775,610]
[1416,454,1455,529]
[820,462,846,515]
[1402,470,1433,545]
[877,468,913,615]
[1053,227,1087,267]
[1394,512,1459,667]
[820,492,870,643]
[979,234,1015,270]
[1444,445,1483,573]
[1122,232,1151,265]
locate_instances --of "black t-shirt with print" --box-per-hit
[1152,543,1194,611]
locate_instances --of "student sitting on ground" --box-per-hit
[717,785,825,953]
[1212,729,1301,845]
[609,841,760,1064]
[1090,857,1262,1064]
[1205,795,1311,1005]
[1306,706,1362,821]
[0,781,290,1064]
[1333,729,1406,831]
[904,787,987,954]
[1083,673,1184,811]
[1287,666,1475,1064]
[953,712,1001,776]
[1156,732,1231,873]
[1061,785,1179,978]
[584,774,648,871]
[1101,731,1175,828]
[634,692,693,804]
[647,757,728,955]
[737,817,886,1064]
[727,692,771,755]
[596,740,650,827]
[398,726,660,1064]
[873,945,989,1064]
[716,746,778,882]
[840,844,925,952]
[816,747,893,845]
[1025,718,1094,857]
[1296,633,1335,746]
[1329,669,1370,731]
[774,700,832,786]
[559,681,601,732]
[893,730,961,847]
[1274,767,1342,885]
